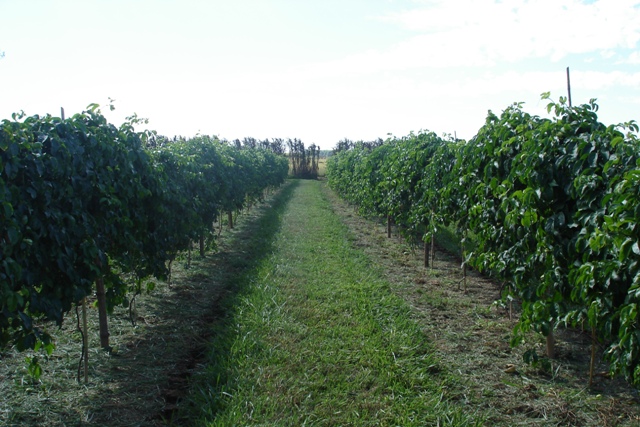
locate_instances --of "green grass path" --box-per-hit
[186,180,480,426]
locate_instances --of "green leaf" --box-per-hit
[521,210,538,227]
[26,356,43,381]
[145,281,156,292]
[7,227,19,245]
[620,238,634,261]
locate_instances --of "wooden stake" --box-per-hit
[96,276,110,349]
[93,256,110,350]
[430,220,435,268]
[546,330,555,359]
[462,230,467,293]
[566,66,572,107]
[424,235,430,268]
[82,297,88,383]
[589,326,597,387]
[387,215,391,238]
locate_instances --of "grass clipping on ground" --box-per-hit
[186,179,480,426]
[3,178,639,426]
[0,184,294,426]
[322,182,640,427]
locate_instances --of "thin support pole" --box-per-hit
[589,326,597,387]
[566,66,572,107]
[424,236,429,268]
[82,297,88,383]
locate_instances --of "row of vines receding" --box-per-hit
[0,106,290,376]
[326,94,640,386]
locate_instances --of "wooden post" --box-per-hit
[424,235,430,268]
[387,215,391,238]
[430,213,435,267]
[588,326,597,386]
[566,66,572,107]
[462,230,468,293]
[546,330,555,359]
[96,276,110,349]
[82,297,88,383]
[430,231,435,267]
[94,256,110,350]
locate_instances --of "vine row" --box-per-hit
[0,106,289,364]
[327,95,640,386]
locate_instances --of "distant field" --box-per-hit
[317,157,327,177]
[287,157,328,178]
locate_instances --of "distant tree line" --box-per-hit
[287,138,321,179]
[332,138,384,154]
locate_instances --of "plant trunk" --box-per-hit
[199,234,205,257]
[387,215,391,238]
[430,231,435,268]
[462,261,467,292]
[424,235,430,268]
[228,211,234,229]
[82,297,88,383]
[462,230,467,293]
[96,276,110,349]
[589,326,597,387]
[546,330,555,359]
[167,257,174,286]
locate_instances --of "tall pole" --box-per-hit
[566,67,572,107]
[83,298,88,383]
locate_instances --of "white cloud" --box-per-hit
[258,0,640,81]
[619,50,640,63]
[572,70,640,89]
[380,0,640,65]
[2,0,639,149]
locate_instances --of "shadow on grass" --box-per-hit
[170,179,300,424]
[66,180,299,427]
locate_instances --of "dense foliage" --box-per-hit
[327,95,640,385]
[288,138,321,179]
[0,107,289,355]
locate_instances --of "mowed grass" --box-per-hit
[185,180,482,426]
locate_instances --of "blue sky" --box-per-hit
[1,0,639,149]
